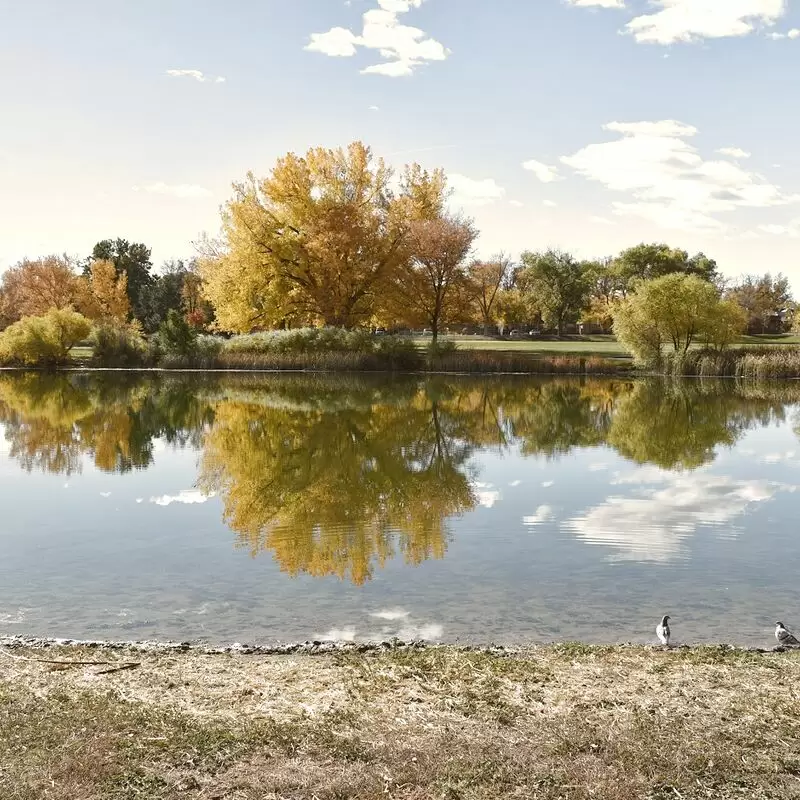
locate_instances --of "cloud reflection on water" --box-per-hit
[565,470,792,562]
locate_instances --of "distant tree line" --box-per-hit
[0,141,796,358]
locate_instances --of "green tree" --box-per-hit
[158,309,197,359]
[87,239,154,322]
[518,249,590,336]
[703,299,748,351]
[613,273,726,366]
[614,243,718,292]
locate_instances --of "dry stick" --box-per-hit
[0,647,140,671]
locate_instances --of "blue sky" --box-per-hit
[2,0,800,284]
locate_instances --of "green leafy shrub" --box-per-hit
[92,324,152,367]
[158,310,198,360]
[0,309,92,366]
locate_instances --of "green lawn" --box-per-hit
[412,333,800,361]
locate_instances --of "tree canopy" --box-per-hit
[613,273,745,365]
[200,142,450,332]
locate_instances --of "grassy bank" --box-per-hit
[2,643,800,799]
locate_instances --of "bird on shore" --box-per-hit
[656,615,671,647]
[775,621,800,647]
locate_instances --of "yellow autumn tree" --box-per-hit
[0,256,82,322]
[198,379,476,583]
[386,214,477,342]
[78,259,131,324]
[200,142,449,332]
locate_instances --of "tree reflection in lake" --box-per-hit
[1,372,799,582]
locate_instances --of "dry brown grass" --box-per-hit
[2,644,800,799]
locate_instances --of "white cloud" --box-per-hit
[564,472,786,562]
[717,147,751,159]
[589,215,615,225]
[150,489,215,506]
[758,220,800,237]
[133,182,213,199]
[523,505,555,526]
[542,480,555,488]
[166,69,225,83]
[543,199,558,208]
[472,481,501,507]
[522,159,562,183]
[368,105,381,111]
[448,173,505,207]
[561,119,798,232]
[509,200,524,208]
[624,0,786,44]
[306,0,449,77]
[306,27,360,57]
[790,28,800,38]
[567,0,625,7]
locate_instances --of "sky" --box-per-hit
[2,0,800,285]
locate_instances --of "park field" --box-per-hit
[1,642,799,799]
[411,333,800,361]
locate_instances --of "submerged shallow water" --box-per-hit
[1,371,799,648]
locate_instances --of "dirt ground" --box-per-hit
[2,642,800,799]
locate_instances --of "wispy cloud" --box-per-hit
[522,159,562,183]
[566,0,625,7]
[624,0,786,44]
[561,119,798,232]
[306,0,450,77]
[448,174,506,207]
[133,182,213,199]
[718,147,751,159]
[166,69,226,84]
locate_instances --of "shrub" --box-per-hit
[0,308,92,366]
[91,324,152,367]
[158,310,198,359]
[219,328,421,371]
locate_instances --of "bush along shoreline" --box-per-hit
[6,312,800,377]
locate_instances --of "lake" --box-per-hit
[1,371,798,648]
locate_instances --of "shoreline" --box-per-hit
[1,633,792,655]
[3,639,800,798]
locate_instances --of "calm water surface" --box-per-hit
[1,371,799,647]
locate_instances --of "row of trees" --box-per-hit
[0,240,211,335]
[196,141,795,342]
[1,141,795,347]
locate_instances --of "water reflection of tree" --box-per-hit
[4,372,800,582]
[198,380,478,584]
[0,374,214,475]
[607,380,789,469]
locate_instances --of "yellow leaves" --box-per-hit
[78,259,131,324]
[202,141,455,332]
[0,256,82,322]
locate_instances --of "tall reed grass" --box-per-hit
[664,348,800,379]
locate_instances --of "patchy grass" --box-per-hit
[2,644,800,799]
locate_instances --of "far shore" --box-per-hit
[3,637,799,799]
